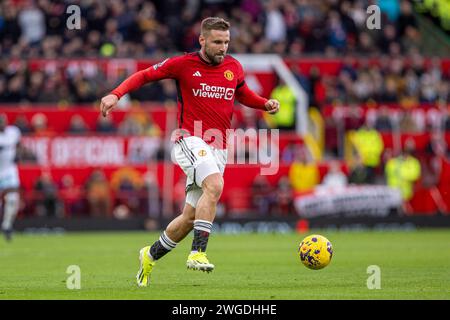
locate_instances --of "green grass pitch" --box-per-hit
[0,229,449,300]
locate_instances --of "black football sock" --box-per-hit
[191,220,213,253]
[149,231,177,260]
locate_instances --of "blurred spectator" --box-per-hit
[128,145,148,164]
[142,171,160,218]
[68,115,89,135]
[332,102,365,156]
[385,139,421,212]
[95,115,117,134]
[263,0,286,43]
[437,81,449,105]
[351,123,384,183]
[85,170,112,217]
[421,132,447,187]
[378,0,401,23]
[324,112,339,157]
[425,132,450,212]
[30,113,54,136]
[116,175,140,215]
[0,77,6,101]
[288,147,320,193]
[110,167,144,215]
[348,154,369,184]
[160,79,178,103]
[399,112,420,133]
[266,79,296,130]
[2,75,26,102]
[16,143,38,163]
[13,115,32,134]
[292,64,311,97]
[118,114,143,136]
[72,79,97,103]
[321,161,348,188]
[342,103,365,132]
[36,73,65,103]
[250,175,274,215]
[26,70,44,102]
[445,110,450,132]
[281,141,298,164]
[272,176,294,215]
[375,106,394,132]
[0,5,21,47]
[397,0,418,37]
[327,10,347,52]
[58,174,83,217]
[33,171,62,217]
[18,1,46,45]
[378,24,399,55]
[142,114,162,137]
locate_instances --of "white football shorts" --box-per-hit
[172,136,227,208]
[0,165,20,190]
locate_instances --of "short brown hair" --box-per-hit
[200,17,230,36]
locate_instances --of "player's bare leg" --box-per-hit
[1,190,20,242]
[195,173,223,222]
[187,173,223,272]
[164,203,196,243]
[136,204,195,287]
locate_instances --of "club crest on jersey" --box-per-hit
[198,150,207,157]
[224,70,234,81]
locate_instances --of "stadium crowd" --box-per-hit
[1,0,449,217]
[1,53,449,108]
[1,0,438,106]
[1,0,422,58]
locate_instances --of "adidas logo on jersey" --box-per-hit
[193,71,202,77]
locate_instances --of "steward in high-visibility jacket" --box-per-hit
[385,154,421,201]
[267,84,296,130]
[352,126,384,168]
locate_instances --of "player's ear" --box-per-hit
[199,34,205,47]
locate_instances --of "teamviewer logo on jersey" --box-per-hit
[192,83,235,100]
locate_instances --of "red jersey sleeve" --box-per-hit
[111,56,183,99]
[234,61,268,111]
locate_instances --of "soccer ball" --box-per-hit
[298,234,333,270]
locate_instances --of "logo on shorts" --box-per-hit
[224,70,234,81]
[198,150,207,157]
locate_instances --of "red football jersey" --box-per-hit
[111,52,268,149]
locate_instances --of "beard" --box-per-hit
[204,46,225,65]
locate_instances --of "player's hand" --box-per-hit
[265,99,280,114]
[100,94,119,117]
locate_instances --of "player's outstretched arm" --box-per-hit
[264,99,280,114]
[99,69,149,117]
[100,57,179,117]
[235,81,280,114]
[100,94,119,117]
